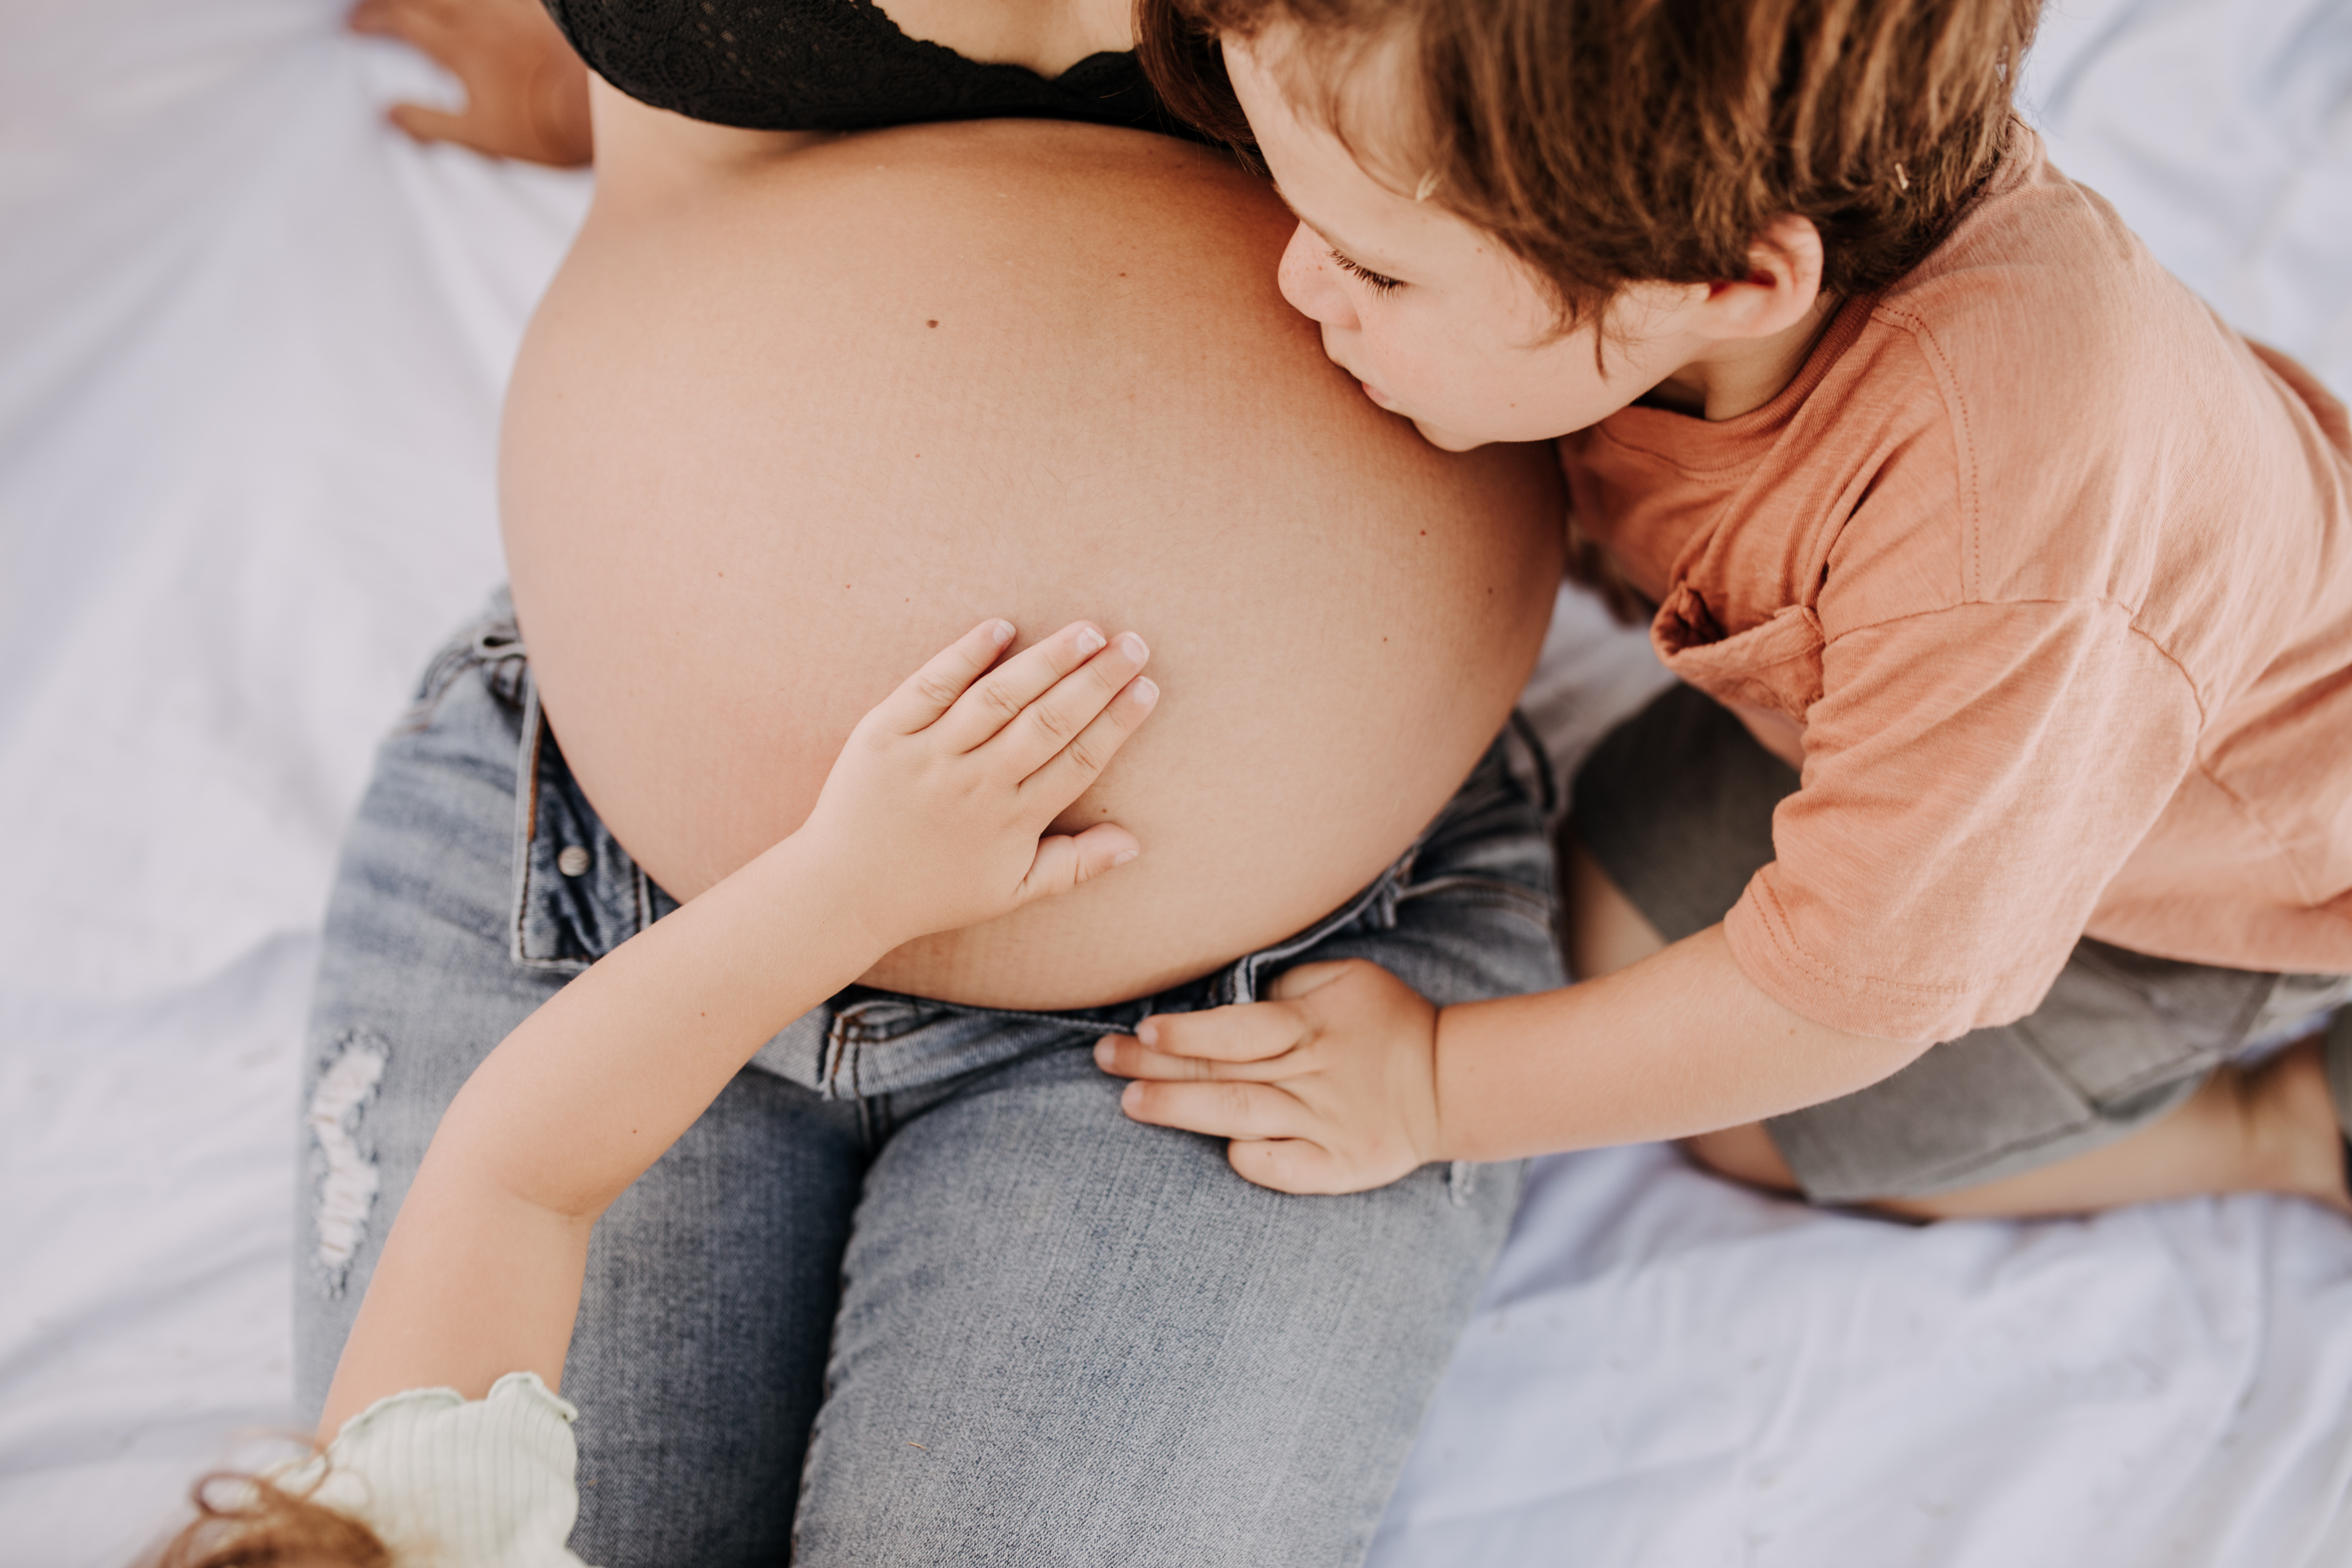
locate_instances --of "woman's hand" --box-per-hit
[350,0,594,166]
[799,618,1159,951]
[1095,959,1444,1194]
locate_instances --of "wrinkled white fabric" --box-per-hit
[0,6,587,1561]
[1374,1148,2352,1567]
[0,0,587,1005]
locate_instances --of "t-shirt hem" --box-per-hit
[1725,883,2003,1045]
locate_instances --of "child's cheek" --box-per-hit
[1373,321,1458,412]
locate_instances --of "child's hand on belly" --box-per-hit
[799,617,1160,950]
[1095,959,1444,1194]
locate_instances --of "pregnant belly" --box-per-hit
[502,119,1563,1010]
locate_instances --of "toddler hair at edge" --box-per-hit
[144,1465,390,1567]
[1140,0,2044,323]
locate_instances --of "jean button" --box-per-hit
[557,845,593,877]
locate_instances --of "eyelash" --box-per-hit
[1328,249,1403,296]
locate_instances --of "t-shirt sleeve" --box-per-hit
[287,1372,593,1568]
[1722,597,2201,1043]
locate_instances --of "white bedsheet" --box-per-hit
[2,1,2347,1563]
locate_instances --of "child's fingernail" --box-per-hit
[1094,1038,1117,1066]
[1116,631,1149,662]
[1129,678,1159,707]
[1112,848,1139,867]
[1136,1019,1158,1047]
[1075,626,1107,657]
[1122,1082,1142,1109]
[990,619,1015,646]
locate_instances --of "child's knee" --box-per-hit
[1682,1123,1799,1193]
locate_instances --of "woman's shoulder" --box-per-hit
[277,1373,593,1568]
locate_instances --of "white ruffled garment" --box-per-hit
[272,1373,591,1568]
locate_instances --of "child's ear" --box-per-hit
[1699,216,1825,342]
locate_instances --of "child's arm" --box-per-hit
[321,618,1156,1432]
[1094,927,1923,1195]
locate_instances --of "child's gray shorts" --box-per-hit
[1571,682,2352,1205]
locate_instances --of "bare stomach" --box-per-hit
[502,119,1563,1010]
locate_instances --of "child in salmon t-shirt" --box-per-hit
[1102,0,2352,1218]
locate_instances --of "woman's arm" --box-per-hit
[320,618,1157,1432]
[345,0,1137,177]
[350,0,595,166]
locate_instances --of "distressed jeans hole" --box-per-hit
[308,1035,389,1289]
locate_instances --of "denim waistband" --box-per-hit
[442,594,1549,1102]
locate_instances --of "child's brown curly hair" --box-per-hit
[1139,0,2042,325]
[142,1468,392,1568]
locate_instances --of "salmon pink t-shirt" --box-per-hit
[1562,129,2352,1044]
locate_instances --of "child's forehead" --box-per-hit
[1230,34,1428,225]
[1231,21,1432,196]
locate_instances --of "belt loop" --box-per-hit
[1447,1160,1478,1207]
[823,1011,854,1100]
[823,998,891,1102]
[1508,708,1560,819]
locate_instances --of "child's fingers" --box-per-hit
[991,632,1151,781]
[1118,1078,1311,1141]
[930,621,1119,754]
[1015,673,1158,810]
[868,620,1017,735]
[1263,959,1364,1002]
[1122,1000,1313,1065]
[1092,1031,1284,1083]
[1012,823,1141,909]
[1227,1139,1350,1196]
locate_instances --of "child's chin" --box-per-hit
[1408,416,1487,453]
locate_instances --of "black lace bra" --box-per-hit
[543,0,1193,139]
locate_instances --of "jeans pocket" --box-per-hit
[511,682,655,974]
[391,605,527,736]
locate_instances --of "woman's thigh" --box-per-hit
[797,1043,1523,1568]
[565,1068,865,1565]
[293,624,866,1567]
[794,742,1561,1566]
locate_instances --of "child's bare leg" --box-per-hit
[1567,831,2352,1221]
[1561,835,1670,983]
[1561,838,1801,1188]
[1687,1037,2351,1219]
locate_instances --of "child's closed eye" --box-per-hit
[1329,248,1403,296]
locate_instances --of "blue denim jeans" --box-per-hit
[294,596,1564,1567]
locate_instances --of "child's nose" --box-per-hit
[1276,223,1357,331]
